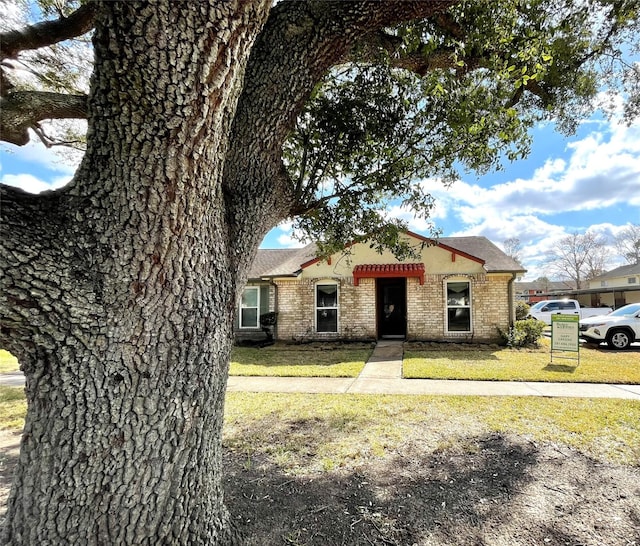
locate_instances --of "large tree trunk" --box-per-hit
[1,1,463,543]
[1,1,270,543]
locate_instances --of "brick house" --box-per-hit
[235,231,525,343]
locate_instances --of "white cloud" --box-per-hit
[274,223,308,248]
[409,117,640,281]
[384,203,439,234]
[277,232,306,248]
[0,173,70,194]
[422,119,640,229]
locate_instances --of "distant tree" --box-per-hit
[536,276,551,289]
[615,223,640,264]
[584,242,611,280]
[503,237,523,265]
[545,232,610,288]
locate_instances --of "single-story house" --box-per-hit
[235,231,526,343]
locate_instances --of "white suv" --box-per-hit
[579,303,640,350]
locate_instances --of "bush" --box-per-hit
[515,301,530,321]
[500,319,545,348]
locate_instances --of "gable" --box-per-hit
[298,232,487,279]
[253,231,524,280]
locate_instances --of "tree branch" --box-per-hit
[352,30,460,76]
[0,90,87,146]
[0,1,97,60]
[0,184,71,351]
[224,0,459,221]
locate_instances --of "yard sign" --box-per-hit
[550,314,580,365]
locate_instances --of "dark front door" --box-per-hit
[377,278,407,339]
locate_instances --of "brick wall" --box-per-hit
[340,278,376,340]
[274,273,513,343]
[275,279,315,341]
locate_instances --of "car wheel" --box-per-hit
[606,329,631,350]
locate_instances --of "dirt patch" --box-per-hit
[224,432,639,545]
[1,429,638,545]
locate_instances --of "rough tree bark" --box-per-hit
[1,1,270,543]
[1,1,457,544]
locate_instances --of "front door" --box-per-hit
[377,278,407,339]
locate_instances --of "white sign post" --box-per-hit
[550,314,580,365]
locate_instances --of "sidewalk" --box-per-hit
[3,342,640,399]
[227,340,640,400]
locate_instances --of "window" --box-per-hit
[628,277,637,284]
[316,283,338,333]
[239,287,259,328]
[446,281,471,332]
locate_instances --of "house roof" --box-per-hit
[436,236,525,273]
[515,280,575,292]
[589,263,640,281]
[248,234,525,280]
[248,244,317,278]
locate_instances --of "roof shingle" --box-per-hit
[248,235,525,279]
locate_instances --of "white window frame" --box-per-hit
[628,277,637,284]
[239,286,260,329]
[315,282,339,334]
[445,280,472,333]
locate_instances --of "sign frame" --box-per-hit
[550,313,580,365]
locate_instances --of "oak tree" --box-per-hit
[1,1,638,543]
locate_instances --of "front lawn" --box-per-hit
[0,387,27,431]
[0,351,19,374]
[403,338,640,384]
[224,393,640,468]
[230,343,373,377]
[2,388,638,465]
[3,390,638,544]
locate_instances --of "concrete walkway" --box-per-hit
[3,342,640,399]
[227,340,640,400]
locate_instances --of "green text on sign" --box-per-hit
[551,314,580,352]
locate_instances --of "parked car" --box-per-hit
[527,299,613,325]
[579,303,640,350]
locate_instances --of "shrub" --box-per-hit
[500,319,545,348]
[515,301,530,321]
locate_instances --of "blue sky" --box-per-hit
[1,110,638,281]
[262,112,640,280]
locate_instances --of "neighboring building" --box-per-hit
[235,231,525,344]
[514,264,640,310]
[515,280,575,303]
[586,263,640,308]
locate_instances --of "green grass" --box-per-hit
[230,344,372,377]
[224,393,640,468]
[403,338,640,384]
[0,386,27,431]
[2,388,638,467]
[0,350,19,373]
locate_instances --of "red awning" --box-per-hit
[353,263,425,286]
